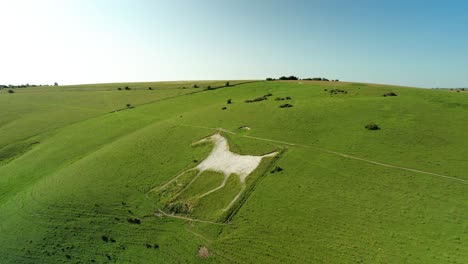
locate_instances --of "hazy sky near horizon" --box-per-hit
[1,0,467,88]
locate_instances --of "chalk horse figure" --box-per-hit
[154,133,278,211]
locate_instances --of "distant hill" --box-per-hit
[0,80,466,263]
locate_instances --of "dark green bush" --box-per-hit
[383,92,397,97]
[279,104,293,108]
[127,218,141,224]
[270,166,283,173]
[329,89,347,95]
[365,123,380,130]
[227,99,232,104]
[245,96,268,103]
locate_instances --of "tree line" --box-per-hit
[266,76,339,82]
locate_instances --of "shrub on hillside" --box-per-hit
[124,86,131,90]
[329,89,347,95]
[222,107,227,110]
[148,87,153,90]
[275,96,292,101]
[8,89,14,93]
[126,103,132,108]
[365,123,380,130]
[279,76,298,80]
[245,96,267,103]
[279,104,293,108]
[127,218,141,224]
[225,81,230,86]
[227,99,232,104]
[117,87,122,90]
[383,92,397,97]
[266,78,275,81]
[270,166,283,173]
[166,201,191,214]
[192,84,199,88]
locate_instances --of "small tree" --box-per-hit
[54,82,58,86]
[125,86,131,90]
[227,99,232,104]
[8,89,14,93]
[148,87,153,90]
[225,81,230,86]
[126,103,132,108]
[117,87,122,90]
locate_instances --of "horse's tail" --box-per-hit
[262,151,278,158]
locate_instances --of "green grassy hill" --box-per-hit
[0,80,466,263]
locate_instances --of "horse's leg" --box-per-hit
[222,184,246,211]
[172,170,203,199]
[150,167,197,193]
[199,173,230,198]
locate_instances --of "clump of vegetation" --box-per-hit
[101,235,109,242]
[245,96,268,103]
[117,87,122,90]
[279,104,293,108]
[275,96,292,101]
[225,81,230,86]
[383,92,397,97]
[148,87,153,90]
[279,76,299,80]
[329,89,347,95]
[270,166,283,173]
[126,103,132,108]
[192,84,199,88]
[227,99,232,104]
[8,89,15,94]
[166,201,192,214]
[365,123,380,130]
[124,86,131,90]
[222,107,227,110]
[266,77,275,81]
[127,218,141,224]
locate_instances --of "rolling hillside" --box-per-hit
[0,80,466,263]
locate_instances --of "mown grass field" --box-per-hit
[0,80,467,263]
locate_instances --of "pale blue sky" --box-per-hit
[1,0,467,87]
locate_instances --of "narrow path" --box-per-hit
[172,123,468,185]
[155,209,227,225]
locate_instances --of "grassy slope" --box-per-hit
[0,80,466,263]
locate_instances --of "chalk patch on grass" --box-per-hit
[156,133,278,211]
[194,134,276,183]
[193,134,277,210]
